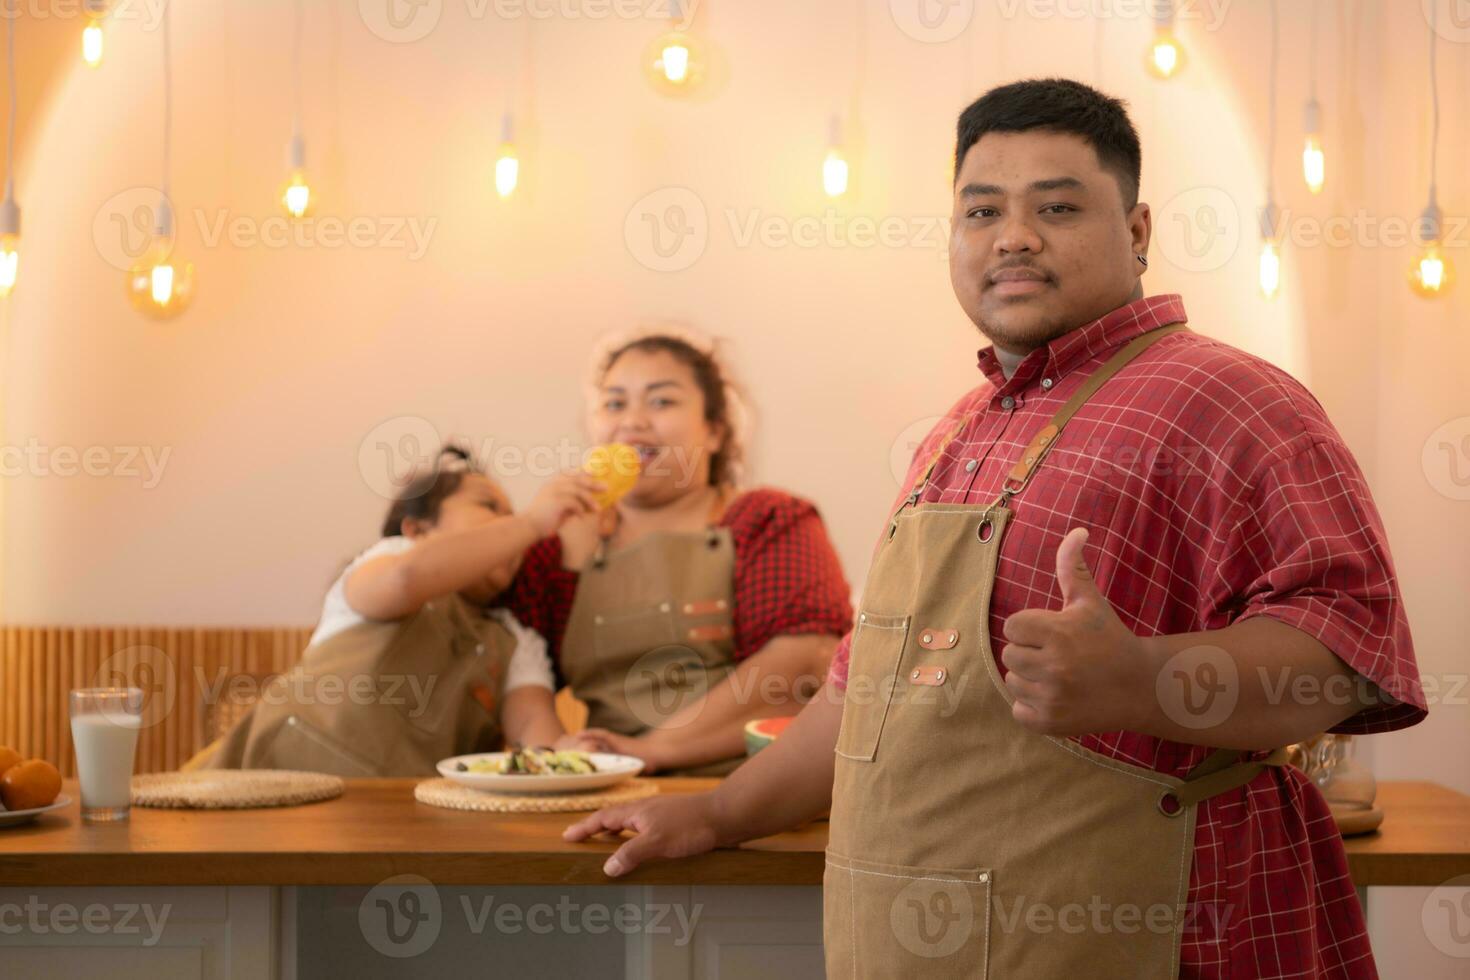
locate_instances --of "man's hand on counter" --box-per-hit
[562,687,845,877]
[562,793,729,877]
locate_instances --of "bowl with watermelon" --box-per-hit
[743,716,795,756]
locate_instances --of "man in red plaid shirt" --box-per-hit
[566,78,1425,978]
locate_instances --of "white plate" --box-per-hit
[0,794,72,828]
[437,753,644,795]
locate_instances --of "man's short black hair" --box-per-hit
[954,78,1142,211]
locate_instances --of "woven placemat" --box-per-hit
[415,777,659,813]
[131,770,345,809]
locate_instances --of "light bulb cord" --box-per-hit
[5,0,15,204]
[162,0,172,198]
[1428,0,1439,206]
[1265,0,1278,206]
[292,0,303,140]
[1308,0,1319,102]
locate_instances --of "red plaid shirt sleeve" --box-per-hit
[1204,436,1426,732]
[722,487,854,660]
[505,488,853,678]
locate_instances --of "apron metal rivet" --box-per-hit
[911,669,920,679]
[948,632,957,643]
[660,603,671,613]
[922,633,933,644]
[978,872,989,883]
[859,613,867,623]
[936,669,945,681]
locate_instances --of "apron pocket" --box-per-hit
[824,852,991,979]
[834,611,911,762]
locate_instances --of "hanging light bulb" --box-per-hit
[279,0,311,219]
[0,9,17,297]
[128,0,193,320]
[1302,2,1324,194]
[1144,2,1186,80]
[281,134,312,218]
[643,0,703,96]
[1258,202,1282,300]
[1409,4,1451,298]
[82,0,107,69]
[126,196,195,319]
[1301,100,1324,194]
[1409,200,1453,298]
[823,115,849,198]
[495,113,519,199]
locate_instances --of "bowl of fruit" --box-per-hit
[0,746,67,828]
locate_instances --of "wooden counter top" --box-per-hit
[1,779,1465,888]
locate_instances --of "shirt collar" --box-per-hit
[975,293,1188,392]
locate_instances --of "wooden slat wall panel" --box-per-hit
[0,626,315,777]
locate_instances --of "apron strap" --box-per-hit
[1166,745,1292,809]
[998,322,1190,502]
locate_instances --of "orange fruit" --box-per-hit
[0,746,21,778]
[584,443,642,508]
[0,759,62,811]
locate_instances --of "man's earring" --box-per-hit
[1136,254,1149,268]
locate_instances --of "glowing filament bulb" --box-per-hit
[83,19,104,68]
[1258,241,1281,299]
[0,234,18,298]
[660,42,690,83]
[283,171,311,218]
[150,264,174,305]
[823,116,849,198]
[494,114,519,199]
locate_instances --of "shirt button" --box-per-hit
[1000,396,1016,410]
[1041,377,1054,390]
[965,459,978,472]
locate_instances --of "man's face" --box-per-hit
[949,129,1150,355]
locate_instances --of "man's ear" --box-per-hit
[1128,201,1152,259]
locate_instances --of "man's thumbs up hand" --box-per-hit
[1000,528,1154,736]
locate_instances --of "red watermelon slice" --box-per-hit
[743,715,795,756]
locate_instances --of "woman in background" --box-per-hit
[506,331,853,775]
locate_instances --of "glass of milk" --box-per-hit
[69,688,144,823]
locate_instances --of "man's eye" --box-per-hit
[967,207,997,219]
[1041,204,1076,215]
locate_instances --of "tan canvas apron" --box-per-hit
[202,594,517,777]
[825,323,1291,979]
[560,495,746,776]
